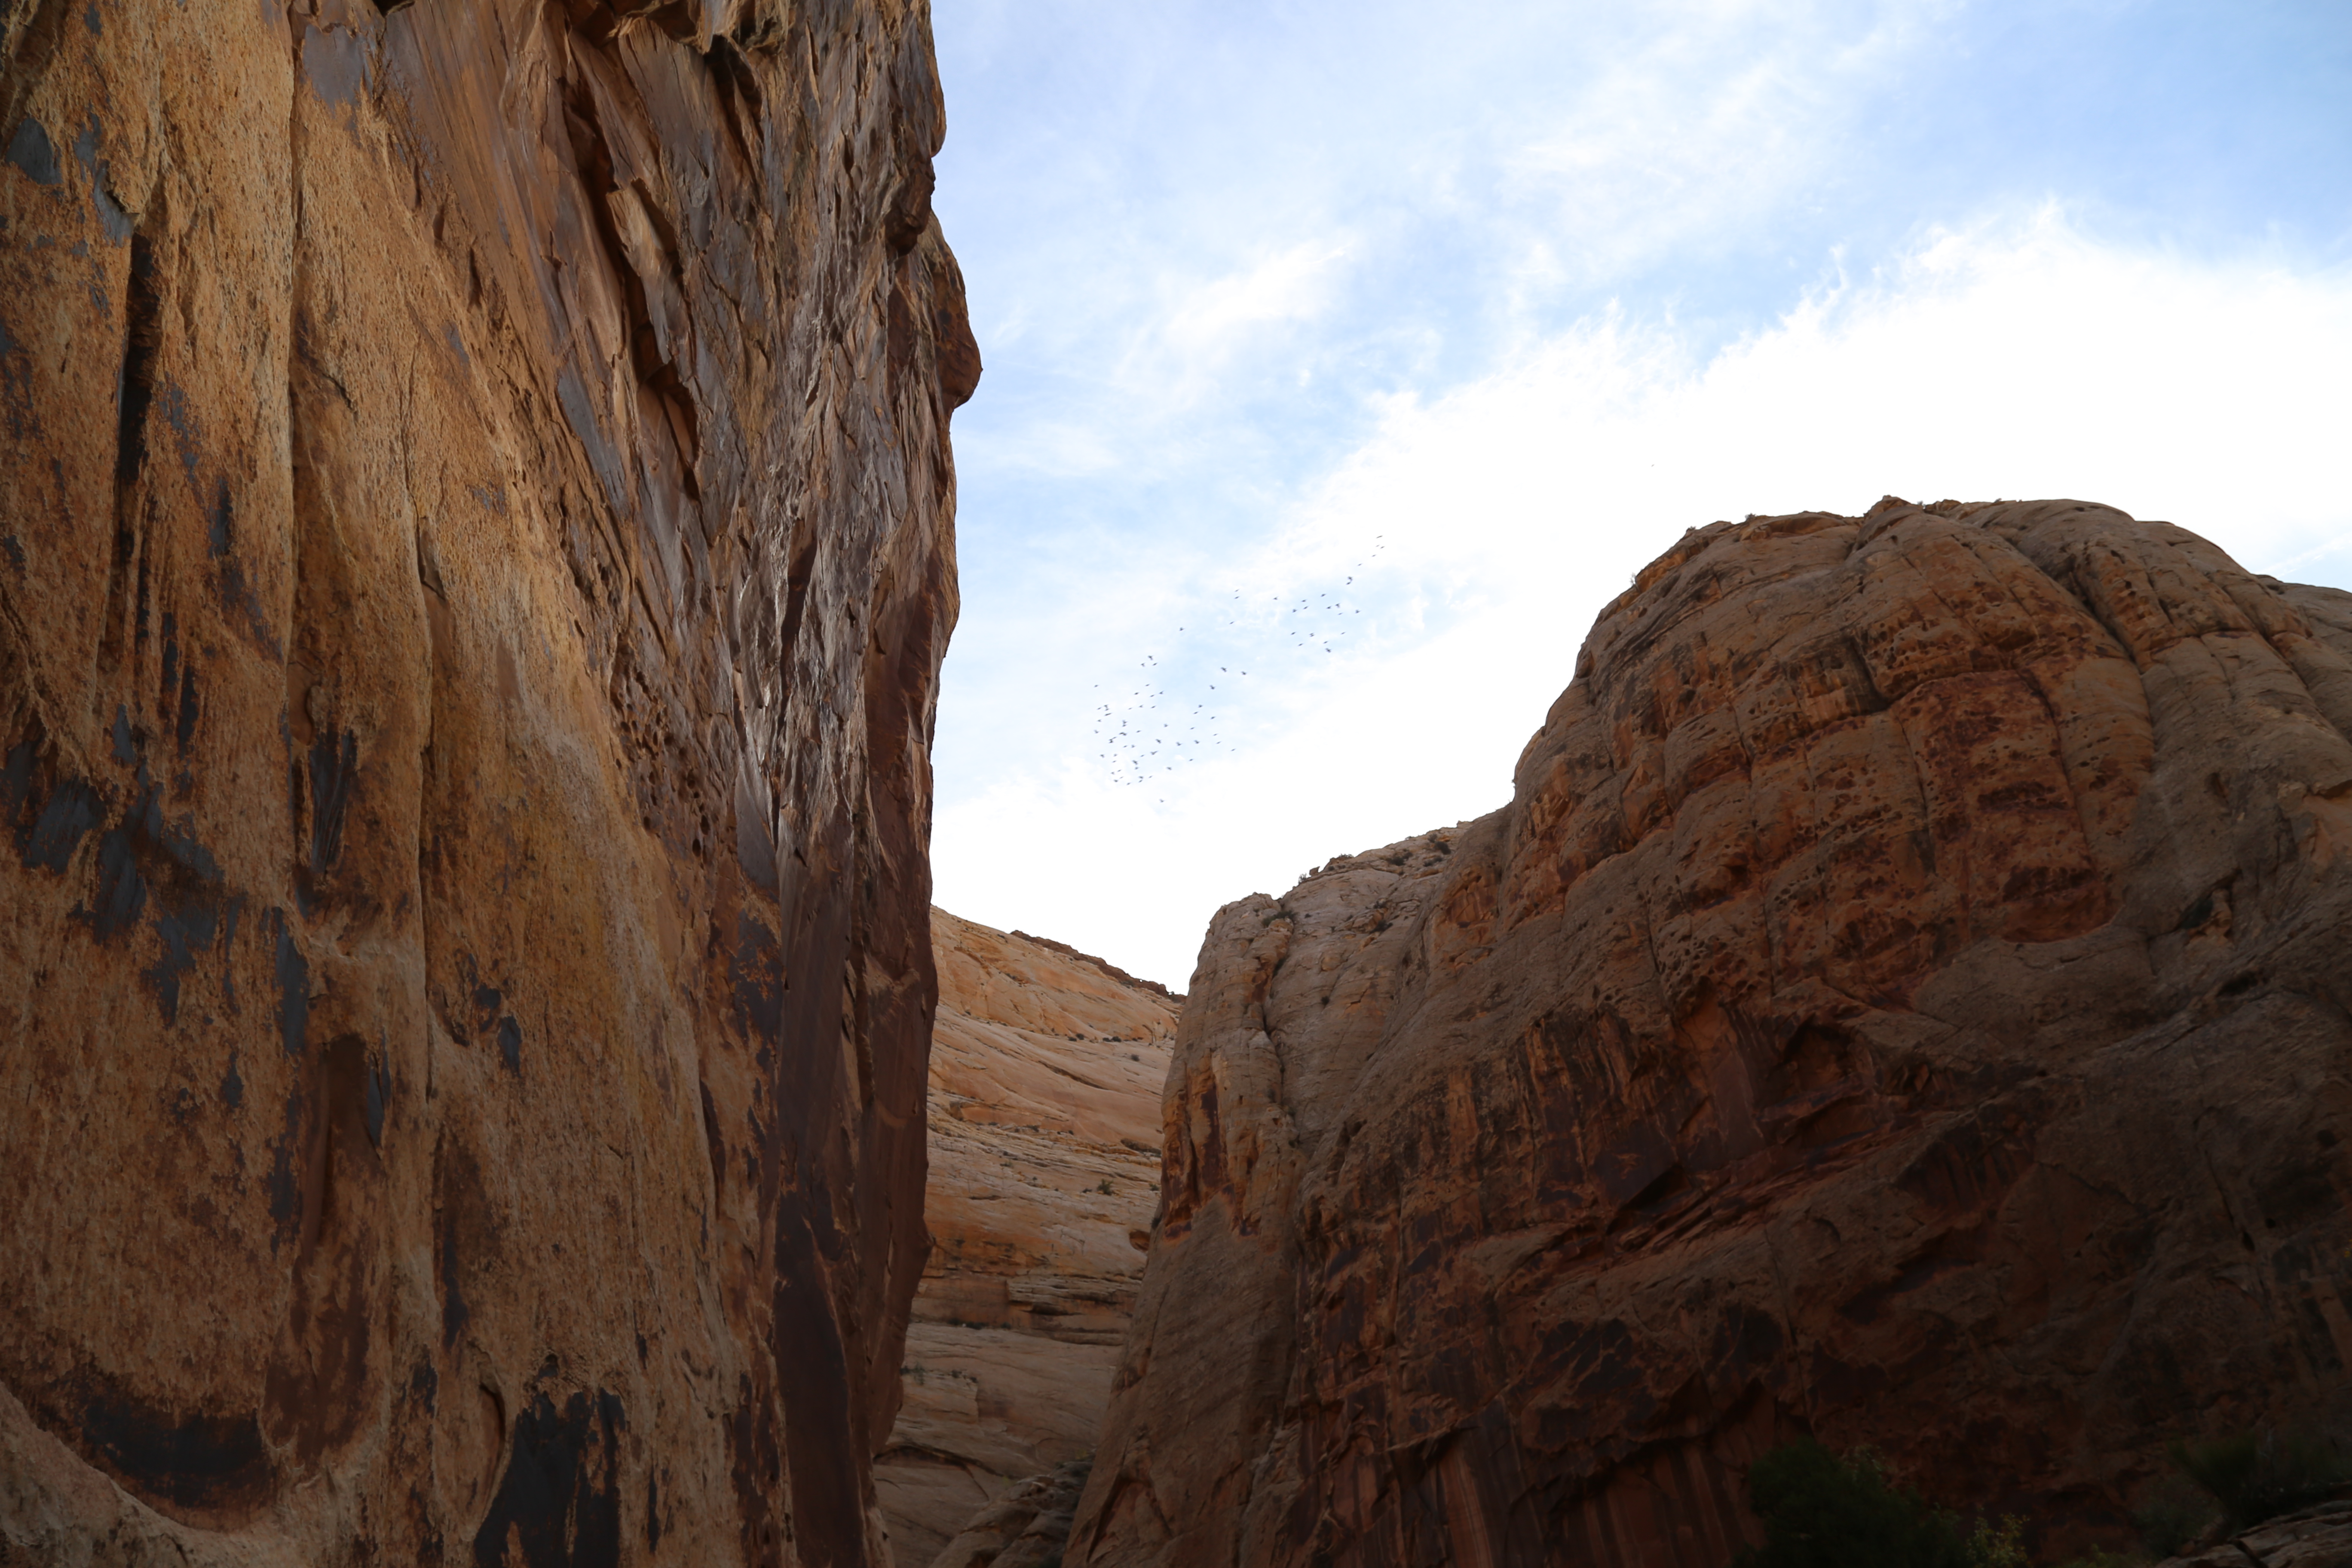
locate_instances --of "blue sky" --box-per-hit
[923,0,2352,987]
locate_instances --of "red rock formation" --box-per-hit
[876,911,1176,1566]
[1072,501,2352,1568]
[925,1458,1094,1568]
[0,0,974,1562]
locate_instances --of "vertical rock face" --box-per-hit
[1072,501,2352,1568]
[0,0,974,1563]
[877,911,1176,1567]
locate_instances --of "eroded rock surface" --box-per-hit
[0,0,974,1562]
[2165,1500,2352,1568]
[876,911,1175,1566]
[925,1458,1093,1568]
[1072,501,2352,1568]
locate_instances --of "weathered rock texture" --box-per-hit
[924,1458,1092,1568]
[876,912,1174,1566]
[0,0,976,1562]
[2165,1499,2352,1568]
[1072,500,2352,1568]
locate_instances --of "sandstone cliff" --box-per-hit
[876,911,1176,1567]
[0,0,976,1562]
[1072,500,2352,1568]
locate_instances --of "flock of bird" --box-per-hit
[1090,537,1389,798]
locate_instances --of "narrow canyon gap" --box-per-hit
[0,0,977,1562]
[877,911,1178,1566]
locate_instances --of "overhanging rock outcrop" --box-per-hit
[1072,500,2352,1568]
[0,0,975,1562]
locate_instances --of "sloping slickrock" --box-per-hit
[0,0,974,1563]
[1071,500,2352,1568]
[2165,1501,2352,1568]
[875,912,1175,1567]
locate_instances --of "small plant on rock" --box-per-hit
[1964,1514,2028,1568]
[2132,1472,2217,1559]
[1736,1441,1969,1568]
[1736,1442,2043,1568]
[2168,1425,2350,1530]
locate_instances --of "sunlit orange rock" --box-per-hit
[0,0,974,1561]
[877,912,1177,1566]
[1072,500,2352,1568]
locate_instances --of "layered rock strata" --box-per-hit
[876,911,1175,1566]
[0,0,975,1563]
[1072,500,2352,1568]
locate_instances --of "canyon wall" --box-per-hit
[876,911,1176,1567]
[0,0,976,1563]
[1072,500,2352,1568]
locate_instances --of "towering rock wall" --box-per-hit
[1072,500,2352,1568]
[0,0,976,1563]
[876,911,1176,1567]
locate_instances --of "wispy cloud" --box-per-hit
[934,214,2352,984]
[1150,240,1356,391]
[1501,0,1946,290]
[926,0,2352,981]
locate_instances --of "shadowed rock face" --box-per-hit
[0,0,973,1562]
[925,1458,1094,1568]
[877,911,1176,1567]
[1071,500,2352,1568]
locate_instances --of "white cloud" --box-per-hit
[1159,242,1355,364]
[937,0,1970,483]
[1485,0,1950,300]
[964,416,1127,480]
[932,212,2352,986]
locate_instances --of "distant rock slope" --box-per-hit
[1070,500,2352,1568]
[876,911,1177,1567]
[0,1,974,1562]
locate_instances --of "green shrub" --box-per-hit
[2132,1473,2216,1559]
[1736,1428,2349,1568]
[2169,1427,2350,1529]
[1737,1441,1970,1568]
[1966,1514,2028,1568]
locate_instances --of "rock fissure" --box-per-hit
[877,910,1176,1568]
